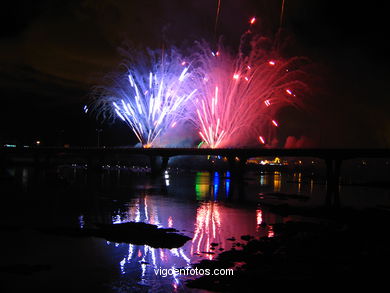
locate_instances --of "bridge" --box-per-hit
[1,146,390,204]
[2,146,390,159]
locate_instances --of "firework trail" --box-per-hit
[188,31,309,148]
[91,48,197,148]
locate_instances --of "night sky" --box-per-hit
[1,0,389,148]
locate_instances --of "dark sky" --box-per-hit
[1,0,389,147]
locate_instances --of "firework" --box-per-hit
[188,34,309,148]
[91,48,197,147]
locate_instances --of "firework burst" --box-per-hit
[188,34,309,148]
[91,48,197,147]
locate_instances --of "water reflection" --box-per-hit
[258,171,317,196]
[273,171,281,192]
[192,202,221,260]
[78,215,85,229]
[104,195,261,288]
[164,170,170,187]
[22,168,29,187]
[256,208,262,226]
[213,172,219,200]
[195,172,209,200]
[310,178,314,194]
[97,170,266,291]
[298,173,302,193]
[225,171,230,196]
[106,197,193,288]
[9,164,390,292]
[195,171,230,200]
[260,172,268,186]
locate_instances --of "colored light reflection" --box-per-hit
[256,209,262,226]
[267,225,275,238]
[168,216,173,228]
[225,171,230,197]
[298,172,302,193]
[165,170,170,187]
[310,178,314,194]
[273,171,281,192]
[195,172,210,200]
[213,172,220,199]
[106,196,193,288]
[260,172,268,186]
[191,202,221,260]
[195,171,231,200]
[99,175,266,289]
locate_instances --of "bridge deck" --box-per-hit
[1,147,390,160]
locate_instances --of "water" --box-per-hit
[1,158,390,292]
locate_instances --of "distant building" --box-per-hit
[247,157,287,166]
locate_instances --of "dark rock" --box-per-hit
[39,222,192,249]
[187,207,390,291]
[240,235,252,241]
[92,222,192,248]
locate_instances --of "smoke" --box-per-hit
[284,136,316,148]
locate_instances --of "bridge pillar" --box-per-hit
[149,155,169,175]
[87,155,104,174]
[33,153,52,169]
[226,156,247,198]
[149,155,157,174]
[227,156,247,176]
[227,156,236,174]
[325,158,342,207]
[238,156,248,174]
[161,156,170,171]
[0,153,10,178]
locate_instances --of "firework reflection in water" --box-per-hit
[92,48,197,147]
[189,33,309,148]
